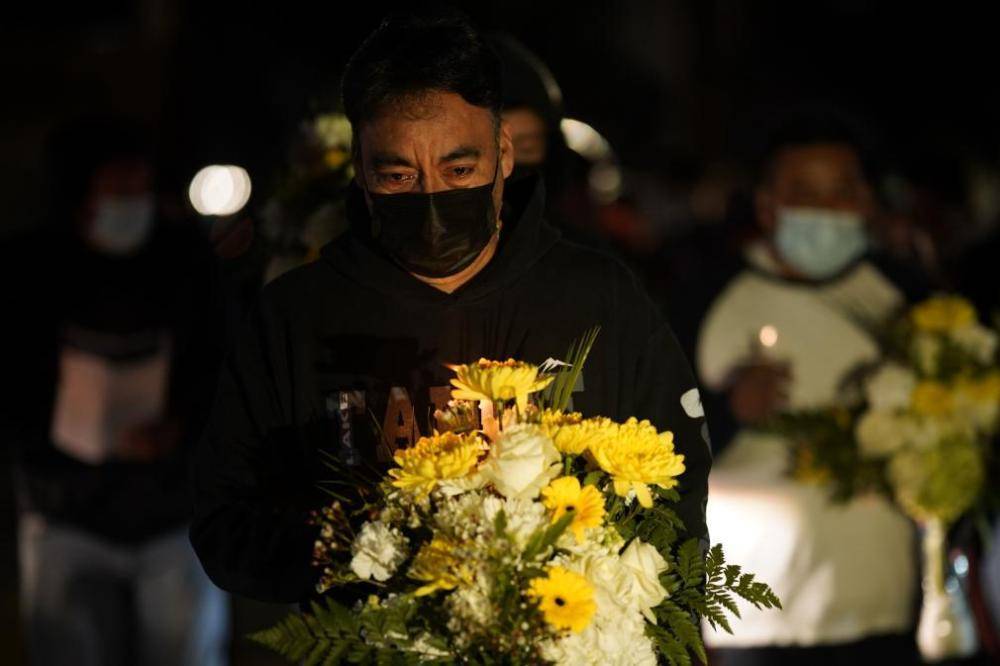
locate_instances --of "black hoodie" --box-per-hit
[190,175,712,603]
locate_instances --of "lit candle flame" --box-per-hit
[758,325,778,348]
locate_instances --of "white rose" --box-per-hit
[479,424,561,499]
[864,363,917,411]
[855,410,910,459]
[619,539,670,621]
[349,521,408,582]
[950,323,999,364]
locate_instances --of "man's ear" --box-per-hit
[499,119,515,180]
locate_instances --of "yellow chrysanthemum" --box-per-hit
[527,566,596,633]
[408,537,472,596]
[388,431,486,496]
[911,296,976,333]
[910,381,955,417]
[588,418,686,508]
[539,410,616,455]
[448,358,554,412]
[541,477,606,542]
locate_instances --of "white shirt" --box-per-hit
[698,244,917,647]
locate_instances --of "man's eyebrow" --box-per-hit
[440,146,482,162]
[370,152,415,168]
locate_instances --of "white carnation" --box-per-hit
[478,424,561,500]
[541,598,656,666]
[478,495,548,547]
[349,521,408,582]
[545,542,663,665]
[863,363,916,411]
[950,323,998,364]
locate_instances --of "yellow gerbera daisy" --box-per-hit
[408,537,471,596]
[388,431,486,496]
[541,477,606,542]
[539,409,616,455]
[448,358,554,412]
[588,418,686,508]
[527,566,596,633]
[910,380,955,417]
[911,296,976,333]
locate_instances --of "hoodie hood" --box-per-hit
[320,173,561,305]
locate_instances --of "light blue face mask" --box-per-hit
[774,206,868,280]
[88,194,155,255]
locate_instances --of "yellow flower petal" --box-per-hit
[911,296,976,333]
[389,432,486,496]
[589,418,686,505]
[527,566,596,633]
[541,476,606,542]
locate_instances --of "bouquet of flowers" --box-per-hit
[771,295,999,659]
[252,330,779,665]
[775,295,998,521]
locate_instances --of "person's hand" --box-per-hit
[727,361,791,425]
[116,420,181,462]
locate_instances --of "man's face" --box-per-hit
[355,90,514,218]
[502,106,547,166]
[755,143,874,234]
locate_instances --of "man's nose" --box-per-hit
[417,170,450,194]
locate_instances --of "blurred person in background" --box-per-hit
[487,33,571,214]
[696,112,929,665]
[490,32,630,255]
[0,117,229,666]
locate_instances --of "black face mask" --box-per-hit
[366,160,500,278]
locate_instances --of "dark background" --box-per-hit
[4,1,1000,236]
[3,1,999,663]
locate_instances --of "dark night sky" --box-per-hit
[2,1,999,233]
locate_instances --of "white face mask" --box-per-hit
[774,206,868,280]
[88,195,155,255]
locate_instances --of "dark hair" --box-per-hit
[487,33,563,129]
[758,108,880,185]
[341,10,503,133]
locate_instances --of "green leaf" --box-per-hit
[544,326,601,411]
[249,598,359,664]
[493,508,508,538]
[675,538,706,587]
[522,512,574,561]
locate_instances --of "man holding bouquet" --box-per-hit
[190,10,711,606]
